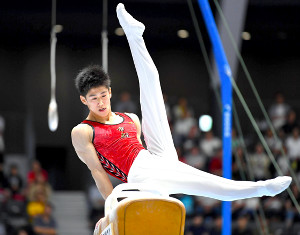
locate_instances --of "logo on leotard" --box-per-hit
[117,127,129,138]
[117,127,124,132]
[121,132,129,138]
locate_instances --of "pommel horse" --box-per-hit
[94,183,186,235]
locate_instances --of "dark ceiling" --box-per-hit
[1,0,300,52]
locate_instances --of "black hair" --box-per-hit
[75,65,111,97]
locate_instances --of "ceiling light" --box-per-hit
[199,115,213,132]
[53,25,63,33]
[177,29,189,39]
[242,31,251,40]
[115,27,124,36]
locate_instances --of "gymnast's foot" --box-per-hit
[263,176,292,197]
[116,3,145,37]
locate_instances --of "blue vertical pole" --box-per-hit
[197,1,233,235]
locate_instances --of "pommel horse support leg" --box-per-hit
[94,183,186,235]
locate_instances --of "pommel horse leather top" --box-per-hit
[94,183,186,235]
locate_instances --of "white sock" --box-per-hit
[262,176,292,197]
[116,3,145,37]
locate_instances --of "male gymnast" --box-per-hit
[71,3,291,203]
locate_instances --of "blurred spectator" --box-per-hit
[32,203,57,235]
[232,128,243,151]
[4,198,28,235]
[0,223,4,235]
[264,128,282,155]
[114,91,137,113]
[232,198,260,222]
[268,92,290,130]
[173,111,197,143]
[27,174,52,202]
[232,147,247,181]
[16,228,29,235]
[87,185,105,229]
[232,213,253,235]
[27,190,47,222]
[6,164,25,200]
[199,131,221,159]
[186,215,209,235]
[284,184,300,228]
[275,146,290,176]
[264,196,284,221]
[209,216,222,235]
[208,148,223,176]
[173,97,194,120]
[232,200,246,220]
[243,198,259,219]
[27,160,48,186]
[285,127,300,170]
[250,143,270,180]
[184,146,206,170]
[282,110,298,135]
[195,196,220,220]
[183,125,200,153]
[0,115,5,164]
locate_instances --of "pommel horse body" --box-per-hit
[94,183,186,235]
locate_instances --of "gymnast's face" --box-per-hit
[80,86,112,118]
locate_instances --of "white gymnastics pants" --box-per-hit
[116,4,289,201]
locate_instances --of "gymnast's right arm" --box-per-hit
[71,124,113,200]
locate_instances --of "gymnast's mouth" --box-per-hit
[99,108,106,112]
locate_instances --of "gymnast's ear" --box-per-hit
[109,87,112,98]
[80,95,88,105]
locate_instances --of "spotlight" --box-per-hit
[53,25,63,33]
[115,27,125,36]
[242,31,251,40]
[199,115,213,132]
[177,29,189,39]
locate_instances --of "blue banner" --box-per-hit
[197,1,233,234]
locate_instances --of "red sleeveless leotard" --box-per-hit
[81,112,145,182]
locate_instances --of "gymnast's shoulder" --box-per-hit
[71,123,93,144]
[124,112,140,123]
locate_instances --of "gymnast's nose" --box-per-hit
[98,99,104,106]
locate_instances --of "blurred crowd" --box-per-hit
[0,159,56,235]
[1,90,300,235]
